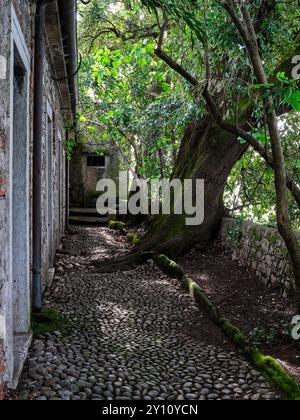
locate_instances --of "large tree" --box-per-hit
[78,0,300,305]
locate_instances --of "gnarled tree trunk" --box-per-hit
[138,116,247,257]
[96,116,247,272]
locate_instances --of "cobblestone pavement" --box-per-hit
[16,227,280,400]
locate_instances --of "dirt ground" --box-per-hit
[179,240,300,382]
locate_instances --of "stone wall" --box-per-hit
[40,57,67,290]
[0,0,16,393]
[0,0,70,393]
[220,218,298,295]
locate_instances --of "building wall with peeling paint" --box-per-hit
[0,0,72,396]
[0,0,13,395]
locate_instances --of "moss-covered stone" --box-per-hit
[192,283,221,323]
[108,220,126,231]
[127,232,141,246]
[181,275,192,292]
[220,320,248,349]
[31,308,67,337]
[154,254,300,400]
[247,348,300,400]
[267,233,279,245]
[154,255,184,279]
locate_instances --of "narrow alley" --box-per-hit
[14,227,279,401]
[1,0,300,404]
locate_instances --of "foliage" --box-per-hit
[77,0,300,228]
[225,112,300,230]
[250,72,300,112]
[31,308,67,337]
[227,216,244,247]
[108,220,126,231]
[78,0,198,180]
[249,321,293,349]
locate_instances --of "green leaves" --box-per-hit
[77,9,194,181]
[141,0,207,44]
[252,130,270,146]
[249,72,300,111]
[289,90,300,111]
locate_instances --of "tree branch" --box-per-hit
[157,12,169,50]
[155,48,198,86]
[154,47,300,208]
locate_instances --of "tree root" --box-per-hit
[93,250,157,273]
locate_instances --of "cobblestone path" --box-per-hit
[16,227,280,400]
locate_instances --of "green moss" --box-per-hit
[127,233,141,246]
[31,308,67,337]
[192,283,221,322]
[250,228,260,241]
[181,274,192,291]
[220,320,248,349]
[267,234,278,245]
[154,254,300,400]
[108,220,126,231]
[154,255,184,279]
[248,348,300,400]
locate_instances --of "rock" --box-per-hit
[200,388,210,396]
[185,393,198,400]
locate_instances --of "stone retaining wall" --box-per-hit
[220,218,299,295]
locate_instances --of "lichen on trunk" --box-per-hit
[138,117,247,257]
[95,117,247,272]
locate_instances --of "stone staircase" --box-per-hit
[69,208,108,226]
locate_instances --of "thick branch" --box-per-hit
[154,47,300,208]
[155,48,198,86]
[157,14,168,50]
[223,0,300,309]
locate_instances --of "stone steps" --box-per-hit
[69,208,108,225]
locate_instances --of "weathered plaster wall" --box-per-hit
[12,0,33,46]
[0,0,68,394]
[0,0,14,395]
[41,58,67,289]
[221,218,298,295]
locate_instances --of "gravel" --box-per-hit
[16,227,281,401]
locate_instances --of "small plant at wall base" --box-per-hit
[31,308,68,337]
[228,217,244,248]
[249,321,294,348]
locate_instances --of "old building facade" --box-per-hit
[0,0,77,396]
[70,142,120,209]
